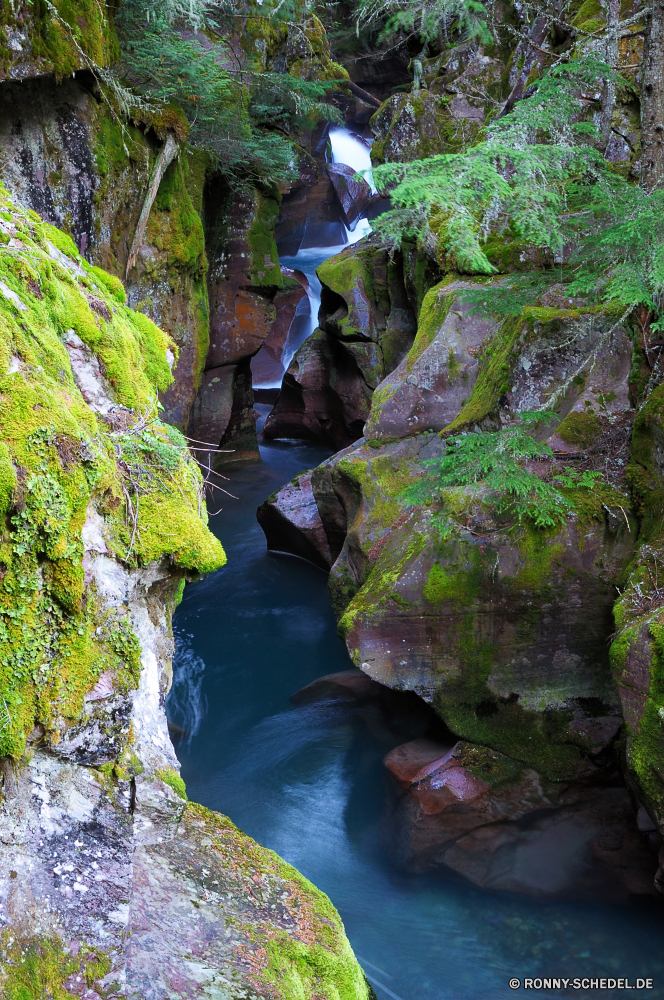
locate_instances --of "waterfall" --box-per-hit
[271,128,375,380]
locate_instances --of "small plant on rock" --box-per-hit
[403,411,607,529]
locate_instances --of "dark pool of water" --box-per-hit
[169,419,664,1000]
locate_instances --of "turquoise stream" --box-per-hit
[169,420,664,1000]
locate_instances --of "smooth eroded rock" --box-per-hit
[257,469,333,570]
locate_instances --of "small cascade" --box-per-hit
[252,127,375,388]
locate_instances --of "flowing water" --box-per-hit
[261,126,374,380]
[169,414,664,1000]
[169,127,664,1000]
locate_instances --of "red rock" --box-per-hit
[257,470,333,569]
[384,739,455,786]
[263,329,371,449]
[291,669,385,705]
[383,739,658,901]
[251,269,309,387]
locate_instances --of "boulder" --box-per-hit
[257,470,333,570]
[307,283,641,795]
[290,670,454,746]
[363,279,499,442]
[263,328,372,449]
[292,669,390,705]
[205,184,281,369]
[189,358,259,466]
[251,268,309,387]
[265,239,419,447]
[276,171,348,255]
[383,740,657,901]
[326,161,372,231]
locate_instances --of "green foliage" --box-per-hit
[355,0,490,47]
[402,411,604,528]
[115,0,340,185]
[566,184,664,319]
[371,57,616,274]
[249,72,343,133]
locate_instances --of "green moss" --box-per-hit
[150,158,207,278]
[1,0,119,82]
[447,347,461,382]
[183,802,371,1000]
[423,561,478,604]
[610,618,664,821]
[452,741,525,788]
[0,930,112,999]
[318,245,386,340]
[557,409,601,448]
[443,314,523,434]
[405,283,454,372]
[337,453,416,535]
[247,193,282,287]
[88,266,126,305]
[0,183,225,759]
[0,442,17,515]
[156,767,188,799]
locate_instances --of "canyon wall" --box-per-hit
[258,8,664,900]
[0,182,371,1000]
[0,4,375,995]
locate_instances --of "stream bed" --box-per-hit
[168,421,664,1000]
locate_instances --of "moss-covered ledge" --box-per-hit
[0,0,118,82]
[0,182,225,758]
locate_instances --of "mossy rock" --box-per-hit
[339,504,630,780]
[557,409,601,448]
[0,0,119,82]
[0,183,225,759]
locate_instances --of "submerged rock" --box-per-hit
[383,739,658,901]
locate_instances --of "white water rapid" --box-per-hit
[254,127,375,386]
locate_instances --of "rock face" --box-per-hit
[260,263,664,894]
[257,470,333,570]
[264,238,419,447]
[326,162,372,230]
[251,268,310,387]
[0,189,371,1000]
[0,76,210,433]
[369,53,503,165]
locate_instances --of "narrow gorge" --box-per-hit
[2,0,664,996]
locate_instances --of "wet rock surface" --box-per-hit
[257,470,333,570]
[383,739,658,902]
[326,162,372,231]
[275,230,664,895]
[251,269,309,388]
[265,238,419,447]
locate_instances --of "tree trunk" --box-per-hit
[126,134,180,277]
[640,0,664,192]
[599,0,620,150]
